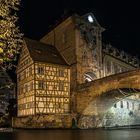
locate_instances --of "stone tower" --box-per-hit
[41,13,104,90]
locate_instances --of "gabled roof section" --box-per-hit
[24,38,68,66]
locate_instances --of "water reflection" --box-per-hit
[1,129,140,140]
[15,130,77,140]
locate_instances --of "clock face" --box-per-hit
[88,15,94,23]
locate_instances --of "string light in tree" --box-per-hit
[0,0,23,69]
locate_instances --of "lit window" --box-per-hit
[38,81,44,90]
[58,69,64,77]
[59,83,64,91]
[38,67,44,74]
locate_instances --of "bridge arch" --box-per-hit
[76,69,140,129]
[77,88,140,129]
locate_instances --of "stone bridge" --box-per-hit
[74,68,140,128]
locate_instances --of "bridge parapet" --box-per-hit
[77,68,140,97]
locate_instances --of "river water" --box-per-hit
[0,129,140,140]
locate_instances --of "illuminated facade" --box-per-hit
[41,12,140,128]
[14,12,140,128]
[17,38,70,117]
[41,13,139,87]
[102,44,139,77]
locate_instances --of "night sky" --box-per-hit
[18,0,140,57]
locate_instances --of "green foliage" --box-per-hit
[0,0,23,69]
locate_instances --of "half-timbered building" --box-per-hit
[16,38,70,117]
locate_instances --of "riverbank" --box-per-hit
[0,128,13,132]
[1,125,140,132]
[104,124,140,130]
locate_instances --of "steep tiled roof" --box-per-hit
[24,38,68,66]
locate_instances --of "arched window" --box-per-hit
[120,101,123,108]
[127,102,129,109]
[84,72,97,82]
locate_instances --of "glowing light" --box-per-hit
[88,15,94,23]
[0,48,3,53]
[0,0,23,69]
[85,74,93,82]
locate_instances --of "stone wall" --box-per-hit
[12,114,72,129]
[102,100,140,128]
[76,95,140,129]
